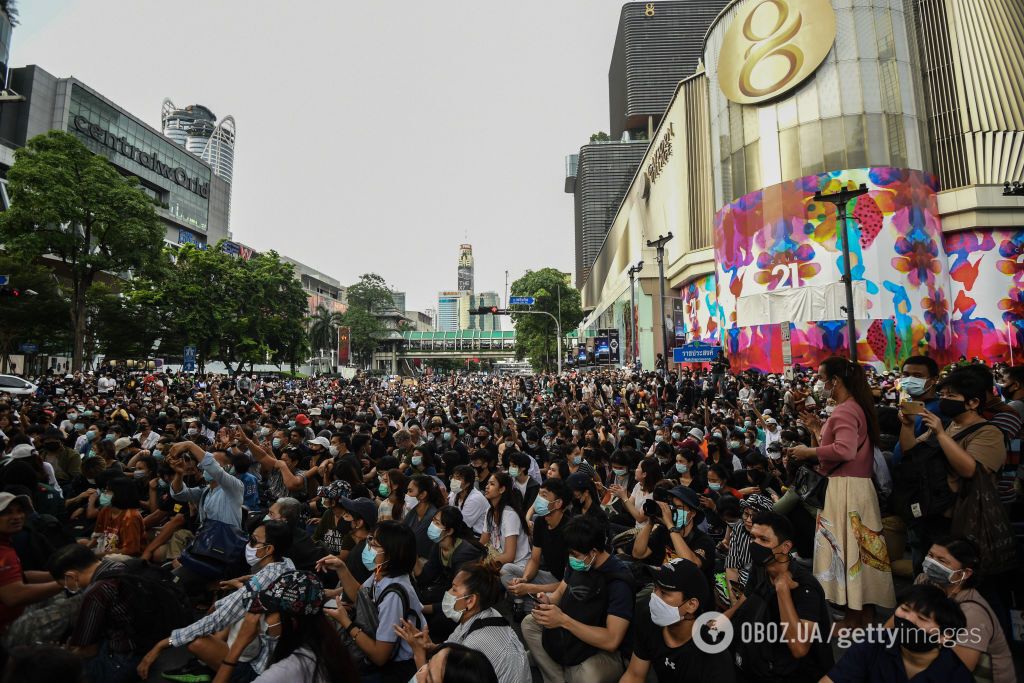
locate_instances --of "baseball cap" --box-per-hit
[688,427,705,441]
[651,559,710,611]
[0,491,33,513]
[295,414,311,426]
[249,571,324,616]
[765,417,778,425]
[7,444,37,461]
[317,480,352,502]
[307,436,331,449]
[114,437,133,453]
[339,497,378,527]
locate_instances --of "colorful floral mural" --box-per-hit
[944,228,1024,364]
[679,275,723,345]
[710,167,951,373]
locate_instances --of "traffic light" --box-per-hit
[473,306,503,315]
[0,286,20,298]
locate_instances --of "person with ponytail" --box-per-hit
[416,506,486,631]
[786,356,895,628]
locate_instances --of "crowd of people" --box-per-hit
[0,356,1021,683]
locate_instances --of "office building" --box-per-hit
[580,0,1024,372]
[390,291,407,315]
[282,255,346,317]
[457,243,474,293]
[475,292,501,331]
[436,291,464,331]
[608,0,729,139]
[0,65,232,247]
[161,100,236,184]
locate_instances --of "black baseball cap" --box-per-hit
[651,559,709,611]
[339,497,378,528]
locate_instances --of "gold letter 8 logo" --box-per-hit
[717,0,836,105]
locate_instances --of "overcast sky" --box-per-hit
[15,0,631,313]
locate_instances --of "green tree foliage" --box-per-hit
[0,255,70,372]
[589,131,610,142]
[340,273,395,367]
[0,131,163,370]
[309,304,344,353]
[509,269,582,371]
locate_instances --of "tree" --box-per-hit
[0,255,70,373]
[309,304,343,354]
[1,1,18,26]
[509,268,583,371]
[0,131,164,370]
[340,273,395,368]
[589,131,610,142]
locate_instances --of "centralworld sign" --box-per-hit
[717,0,836,105]
[72,115,210,198]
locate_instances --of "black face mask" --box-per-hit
[44,442,62,451]
[749,541,779,566]
[939,398,967,419]
[335,517,353,536]
[893,616,939,652]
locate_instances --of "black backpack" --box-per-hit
[105,559,195,650]
[541,565,634,666]
[891,422,987,525]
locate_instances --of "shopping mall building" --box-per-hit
[580,0,1024,372]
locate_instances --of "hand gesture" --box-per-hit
[919,409,944,436]
[798,410,822,433]
[394,618,432,654]
[531,602,565,628]
[315,554,346,574]
[786,444,815,461]
[507,578,532,597]
[657,500,674,527]
[608,484,627,501]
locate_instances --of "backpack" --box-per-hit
[891,422,986,524]
[345,582,421,667]
[541,564,634,666]
[465,615,513,635]
[20,513,76,572]
[105,559,195,650]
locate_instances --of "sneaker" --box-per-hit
[161,659,215,683]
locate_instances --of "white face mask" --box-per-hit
[441,590,470,622]
[404,494,419,510]
[449,479,463,494]
[329,445,339,457]
[649,592,683,627]
[245,543,264,567]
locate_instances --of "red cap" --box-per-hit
[295,414,311,426]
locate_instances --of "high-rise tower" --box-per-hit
[161,100,236,184]
[457,244,474,294]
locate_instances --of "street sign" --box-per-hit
[672,341,719,363]
[183,345,197,372]
[508,296,536,306]
[0,275,8,286]
[18,343,38,354]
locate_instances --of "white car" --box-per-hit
[0,375,38,396]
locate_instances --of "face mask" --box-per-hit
[328,445,339,457]
[134,470,147,479]
[900,376,928,397]
[527,442,538,449]
[749,541,778,566]
[411,455,423,467]
[708,482,722,491]
[334,422,344,429]
[405,494,419,510]
[922,556,961,585]
[618,429,626,438]
[187,428,199,436]
[673,508,689,528]
[612,467,627,477]
[449,479,462,494]
[568,552,594,572]
[245,543,264,567]
[443,432,452,441]
[272,438,282,449]
[939,398,967,419]
[744,421,752,428]
[202,470,215,483]
[571,430,579,438]
[572,455,582,465]
[67,412,79,420]
[655,435,664,443]
[361,543,379,571]
[649,592,683,627]
[86,431,97,442]
[427,523,444,543]
[893,616,939,652]
[712,432,722,439]
[152,449,163,460]
[729,440,741,450]
[459,428,465,436]
[672,432,681,440]
[813,379,826,395]
[98,492,113,507]
[441,590,470,622]
[378,482,391,497]
[675,462,688,474]
[824,404,836,416]
[533,496,552,517]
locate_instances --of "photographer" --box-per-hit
[633,485,716,585]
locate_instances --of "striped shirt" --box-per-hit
[449,608,531,683]
[68,560,133,653]
[169,558,295,673]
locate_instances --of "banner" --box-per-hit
[183,346,197,372]
[608,329,621,364]
[577,344,588,363]
[337,327,351,366]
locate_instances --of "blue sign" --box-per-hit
[19,343,38,354]
[672,342,719,363]
[183,345,197,372]
[0,275,9,286]
[509,296,536,306]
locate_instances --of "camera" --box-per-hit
[642,499,661,518]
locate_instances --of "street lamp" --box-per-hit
[813,183,869,363]
[626,260,644,368]
[646,233,673,375]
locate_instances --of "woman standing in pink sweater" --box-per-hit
[787,356,895,628]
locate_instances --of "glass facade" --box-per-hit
[67,85,212,234]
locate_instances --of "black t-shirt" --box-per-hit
[533,512,569,580]
[646,525,717,587]
[632,597,737,683]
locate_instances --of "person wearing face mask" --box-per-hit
[891,355,945,467]
[620,559,736,682]
[505,478,572,616]
[521,514,634,683]
[507,451,540,509]
[723,494,775,593]
[319,520,424,681]
[788,356,895,629]
[998,365,1024,418]
[413,507,486,638]
[137,521,295,682]
[167,441,245,529]
[38,426,81,487]
[447,464,488,535]
[726,511,834,683]
[86,476,143,556]
[403,475,447,559]
[634,485,716,585]
[824,584,972,683]
[397,561,530,683]
[904,539,1017,682]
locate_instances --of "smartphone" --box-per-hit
[901,400,925,415]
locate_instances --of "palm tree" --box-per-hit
[308,304,343,356]
[1,1,18,26]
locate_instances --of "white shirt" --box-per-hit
[450,487,488,534]
[486,506,531,566]
[134,430,160,450]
